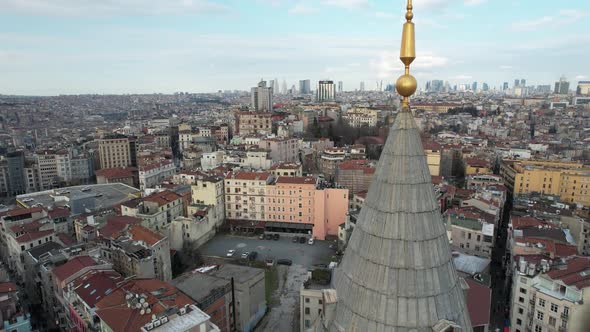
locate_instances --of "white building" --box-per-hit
[138,160,176,190]
[251,80,273,111]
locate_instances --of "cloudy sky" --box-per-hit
[1,0,589,95]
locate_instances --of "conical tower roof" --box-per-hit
[328,109,472,331]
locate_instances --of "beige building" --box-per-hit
[270,162,303,177]
[257,137,299,163]
[423,141,442,177]
[234,111,272,136]
[191,174,225,225]
[300,287,338,331]
[98,135,136,169]
[500,160,590,206]
[510,256,590,332]
[446,213,495,258]
[343,107,381,128]
[224,172,349,240]
[121,190,184,234]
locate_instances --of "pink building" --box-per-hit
[224,172,348,240]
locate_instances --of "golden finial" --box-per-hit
[395,0,417,111]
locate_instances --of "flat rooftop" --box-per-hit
[172,270,230,303]
[17,183,141,214]
[148,307,213,332]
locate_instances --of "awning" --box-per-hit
[265,221,313,230]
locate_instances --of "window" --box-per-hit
[477,235,481,242]
[563,306,569,317]
[305,320,311,328]
[537,311,544,321]
[520,277,528,284]
[548,316,556,327]
[518,308,524,314]
[305,307,310,315]
[468,233,472,240]
[519,288,527,294]
[519,297,524,303]
[550,303,558,313]
[516,318,522,325]
[318,299,323,305]
[538,298,545,307]
[305,298,310,303]
[535,325,542,332]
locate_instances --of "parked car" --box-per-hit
[292,236,299,243]
[21,198,34,203]
[299,237,306,244]
[241,252,250,259]
[248,251,258,260]
[95,193,103,197]
[308,238,314,245]
[265,258,275,267]
[265,234,273,240]
[81,186,91,192]
[277,259,292,266]
[226,249,236,257]
[259,233,265,240]
[273,233,280,241]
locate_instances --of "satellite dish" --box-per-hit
[136,303,142,309]
[140,298,145,303]
[140,309,145,315]
[152,314,157,320]
[147,308,152,314]
[143,302,149,308]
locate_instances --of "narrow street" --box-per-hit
[489,196,513,331]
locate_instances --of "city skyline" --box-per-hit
[1,0,589,95]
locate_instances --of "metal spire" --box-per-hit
[396,0,417,111]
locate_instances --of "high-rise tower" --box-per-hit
[328,1,472,330]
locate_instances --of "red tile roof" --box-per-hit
[139,160,173,172]
[96,167,137,179]
[275,176,317,185]
[95,278,194,332]
[0,282,17,293]
[3,207,44,218]
[99,216,143,239]
[511,216,551,229]
[422,140,442,151]
[465,158,489,168]
[466,279,491,327]
[10,220,43,233]
[338,159,375,174]
[226,171,271,181]
[143,190,182,207]
[57,233,77,246]
[547,257,590,289]
[71,270,124,308]
[52,256,97,285]
[49,207,70,219]
[270,162,301,170]
[16,229,54,244]
[128,225,165,246]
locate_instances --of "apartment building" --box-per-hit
[335,159,375,194]
[95,279,219,332]
[269,162,303,177]
[121,190,184,233]
[423,141,442,177]
[98,135,137,169]
[224,172,348,240]
[257,137,299,163]
[446,209,495,258]
[139,159,176,190]
[191,174,225,224]
[500,160,590,206]
[343,107,381,128]
[234,112,272,136]
[510,256,590,332]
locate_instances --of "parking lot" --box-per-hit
[200,234,337,268]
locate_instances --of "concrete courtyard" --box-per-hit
[200,234,337,268]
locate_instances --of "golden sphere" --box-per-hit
[405,12,413,21]
[395,74,417,97]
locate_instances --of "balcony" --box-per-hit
[560,313,568,320]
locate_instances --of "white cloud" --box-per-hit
[375,11,395,19]
[321,0,369,10]
[370,50,448,79]
[511,10,588,31]
[0,0,230,16]
[413,0,485,11]
[499,65,513,70]
[464,0,486,5]
[289,3,319,15]
[575,75,588,80]
[451,74,472,80]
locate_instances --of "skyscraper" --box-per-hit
[431,79,443,92]
[299,79,311,94]
[281,79,288,94]
[317,80,335,101]
[554,76,570,94]
[503,82,509,90]
[514,79,520,87]
[472,81,477,91]
[328,2,472,330]
[520,78,526,87]
[251,80,273,111]
[482,82,489,91]
[272,78,279,95]
[337,81,343,93]
[359,81,365,91]
[98,135,137,169]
